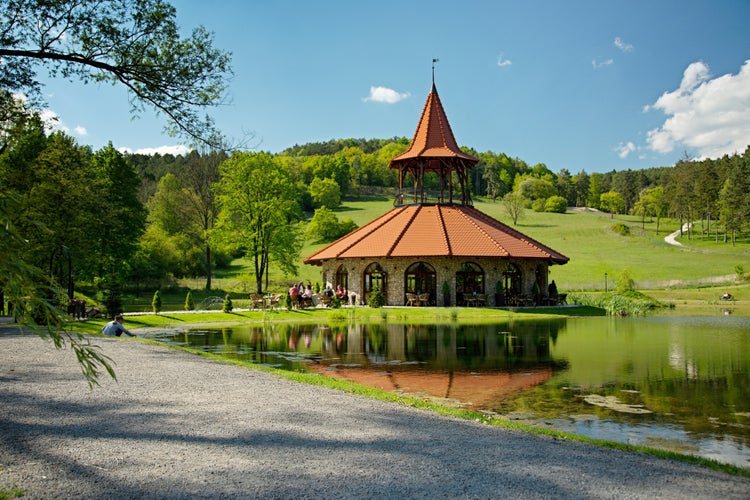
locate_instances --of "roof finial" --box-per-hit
[432,58,439,86]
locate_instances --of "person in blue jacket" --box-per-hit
[101,314,136,337]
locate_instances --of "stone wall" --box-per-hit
[316,256,555,306]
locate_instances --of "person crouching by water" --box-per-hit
[101,314,137,337]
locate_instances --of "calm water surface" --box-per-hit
[152,315,750,468]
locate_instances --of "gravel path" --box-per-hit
[2,330,749,499]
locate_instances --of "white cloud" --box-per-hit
[646,59,750,158]
[38,108,65,133]
[615,142,636,159]
[497,53,512,67]
[74,125,87,136]
[118,145,191,156]
[614,37,633,52]
[592,58,613,69]
[362,86,410,104]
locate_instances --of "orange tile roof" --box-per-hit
[304,204,569,265]
[389,83,479,166]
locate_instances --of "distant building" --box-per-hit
[304,79,568,306]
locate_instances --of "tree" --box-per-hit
[600,191,625,218]
[306,207,358,242]
[0,0,232,149]
[666,159,695,238]
[555,168,575,206]
[718,155,750,245]
[516,176,556,202]
[637,186,667,235]
[215,152,302,293]
[573,170,590,208]
[309,177,342,209]
[587,172,603,209]
[1,189,115,386]
[178,150,224,289]
[90,143,147,281]
[502,192,526,225]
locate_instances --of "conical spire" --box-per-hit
[389,70,479,206]
[389,83,478,164]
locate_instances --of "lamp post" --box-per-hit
[604,272,608,293]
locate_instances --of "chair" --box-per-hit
[405,293,417,306]
[418,292,430,306]
[557,293,568,305]
[463,293,476,307]
[475,293,487,306]
[319,294,332,307]
[268,294,281,309]
[249,293,265,310]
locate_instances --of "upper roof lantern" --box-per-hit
[389,62,479,206]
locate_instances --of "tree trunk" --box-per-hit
[204,244,212,290]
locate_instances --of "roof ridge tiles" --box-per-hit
[436,205,452,256]
[465,207,566,260]
[303,206,407,262]
[388,204,422,255]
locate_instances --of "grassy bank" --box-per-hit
[71,304,605,335]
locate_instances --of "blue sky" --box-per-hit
[39,0,750,173]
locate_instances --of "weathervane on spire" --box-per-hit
[432,58,439,84]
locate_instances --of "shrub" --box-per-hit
[531,198,546,212]
[222,293,233,313]
[368,288,385,308]
[152,290,162,314]
[184,290,195,311]
[615,269,636,293]
[611,222,630,236]
[545,195,568,213]
[735,264,747,281]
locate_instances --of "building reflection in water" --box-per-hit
[309,321,568,408]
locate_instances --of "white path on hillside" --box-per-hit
[665,222,692,247]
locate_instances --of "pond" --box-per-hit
[151,315,750,469]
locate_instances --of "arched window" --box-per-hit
[404,261,436,305]
[456,262,484,306]
[335,265,349,290]
[363,262,387,304]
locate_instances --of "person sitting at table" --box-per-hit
[335,285,348,303]
[289,284,300,308]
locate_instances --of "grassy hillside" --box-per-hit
[201,195,750,295]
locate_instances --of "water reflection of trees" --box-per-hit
[170,320,569,373]
[314,320,568,372]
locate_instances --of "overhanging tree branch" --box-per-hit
[0,0,233,150]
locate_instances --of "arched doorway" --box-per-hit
[363,262,387,305]
[502,263,522,305]
[404,261,436,306]
[456,262,484,306]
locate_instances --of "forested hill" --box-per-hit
[281,137,410,156]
